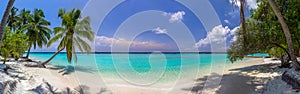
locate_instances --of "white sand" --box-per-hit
[216,58,299,94]
[0,58,298,94]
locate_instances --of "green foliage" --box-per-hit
[1,27,29,61]
[20,9,52,49]
[269,47,285,58]
[227,38,245,62]
[47,8,95,63]
[6,7,52,58]
[6,7,20,31]
[228,0,300,62]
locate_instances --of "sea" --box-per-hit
[26,52,267,89]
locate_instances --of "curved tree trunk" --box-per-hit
[271,43,291,68]
[267,0,300,70]
[280,55,291,68]
[40,48,64,68]
[271,43,291,60]
[25,45,31,58]
[0,0,15,48]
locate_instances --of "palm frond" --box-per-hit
[75,30,95,41]
[73,37,84,53]
[47,32,64,47]
[53,27,65,34]
[57,38,66,50]
[76,36,91,54]
[58,8,66,18]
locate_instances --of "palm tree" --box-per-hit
[17,9,31,30]
[231,0,247,52]
[235,0,300,69]
[239,0,247,49]
[0,0,16,48]
[21,9,52,58]
[267,0,300,69]
[40,8,94,68]
[7,7,19,31]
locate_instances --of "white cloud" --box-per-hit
[95,36,167,50]
[229,0,258,10]
[229,26,240,43]
[224,20,230,24]
[229,0,241,8]
[195,25,239,51]
[246,0,258,9]
[33,36,169,52]
[152,27,167,34]
[163,11,186,23]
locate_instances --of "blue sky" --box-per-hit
[0,0,258,52]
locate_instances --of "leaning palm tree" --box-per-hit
[39,8,94,68]
[0,0,16,48]
[21,9,52,58]
[267,0,300,69]
[234,0,300,69]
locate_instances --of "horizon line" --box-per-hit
[28,52,228,54]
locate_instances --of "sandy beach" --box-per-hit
[0,57,297,94]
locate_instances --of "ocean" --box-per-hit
[27,52,252,88]
[28,52,230,73]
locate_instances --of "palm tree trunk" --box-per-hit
[40,48,64,67]
[240,0,247,52]
[3,58,6,64]
[0,0,15,48]
[25,45,31,58]
[267,0,300,69]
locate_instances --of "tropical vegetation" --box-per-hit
[228,0,300,69]
[21,9,52,58]
[40,8,95,68]
[0,3,94,69]
[1,27,28,64]
[0,0,15,48]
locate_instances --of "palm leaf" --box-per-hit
[73,37,84,53]
[53,27,65,34]
[58,37,66,50]
[47,32,64,47]
[76,36,91,54]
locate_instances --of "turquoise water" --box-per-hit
[247,53,269,57]
[28,53,229,72]
[28,53,234,84]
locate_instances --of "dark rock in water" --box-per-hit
[1,80,18,94]
[282,69,300,89]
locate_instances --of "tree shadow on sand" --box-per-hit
[31,82,58,94]
[181,73,223,94]
[0,64,27,80]
[61,85,112,94]
[182,63,282,94]
[48,65,97,75]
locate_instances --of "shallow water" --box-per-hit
[28,53,258,88]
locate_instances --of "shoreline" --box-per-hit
[0,57,296,94]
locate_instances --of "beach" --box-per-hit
[0,0,299,93]
[0,56,297,94]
